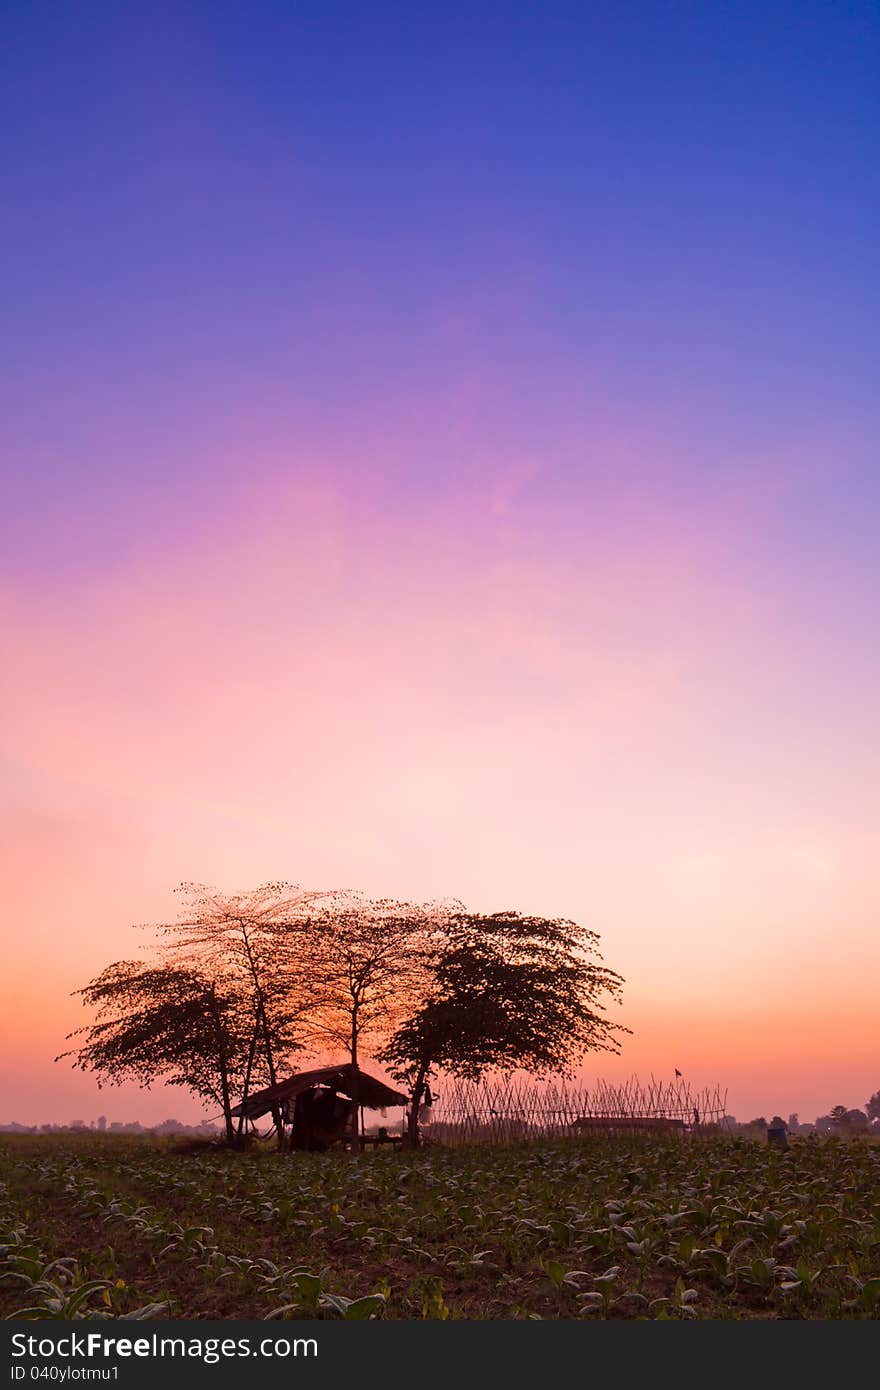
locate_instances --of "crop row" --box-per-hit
[2,1134,879,1319]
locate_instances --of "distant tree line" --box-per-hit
[725,1098,880,1139]
[0,1119,220,1137]
[58,883,627,1148]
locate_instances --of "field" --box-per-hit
[2,1133,879,1320]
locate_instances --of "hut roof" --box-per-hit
[230,1064,409,1120]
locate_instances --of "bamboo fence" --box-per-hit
[425,1073,727,1145]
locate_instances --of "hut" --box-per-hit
[230,1064,409,1151]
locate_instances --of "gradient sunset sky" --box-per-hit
[2,2,878,1127]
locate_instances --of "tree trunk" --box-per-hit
[238,921,284,1146]
[348,1009,361,1153]
[206,984,235,1146]
[406,1061,430,1149]
[236,1012,261,1141]
[348,1068,361,1155]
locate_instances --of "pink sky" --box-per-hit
[3,442,878,1128]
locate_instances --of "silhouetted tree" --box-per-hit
[57,963,255,1144]
[301,895,453,1065]
[815,1105,869,1137]
[156,889,328,1117]
[866,1091,880,1125]
[298,893,451,1151]
[839,1108,869,1135]
[379,909,627,1145]
[155,883,331,1140]
[61,883,331,1146]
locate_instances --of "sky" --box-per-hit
[2,1,878,1127]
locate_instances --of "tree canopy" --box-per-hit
[60,883,325,1144]
[379,909,628,1142]
[56,961,255,1144]
[299,892,450,1067]
[155,882,324,1109]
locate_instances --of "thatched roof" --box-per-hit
[230,1064,409,1121]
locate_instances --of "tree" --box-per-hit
[818,1105,869,1137]
[301,894,447,1068]
[841,1108,869,1135]
[57,962,252,1145]
[297,894,450,1151]
[61,883,331,1146]
[379,909,627,1145]
[867,1091,880,1124]
[154,882,331,1141]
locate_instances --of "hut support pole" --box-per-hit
[349,1066,362,1154]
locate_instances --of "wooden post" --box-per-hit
[349,1066,361,1154]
